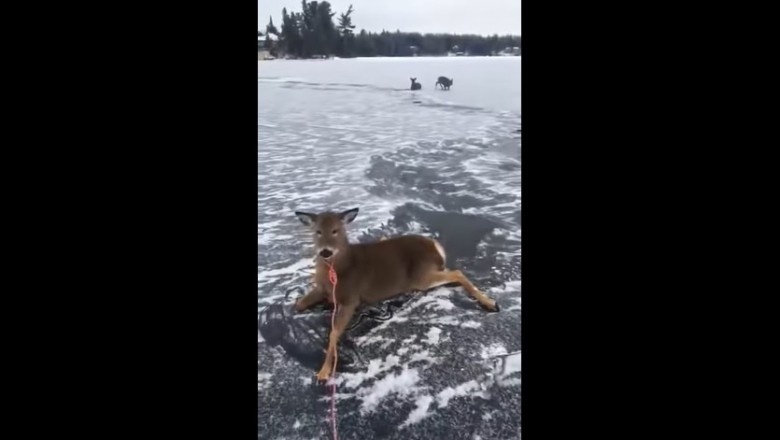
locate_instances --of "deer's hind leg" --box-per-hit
[418,269,499,312]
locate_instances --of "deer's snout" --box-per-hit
[318,248,338,259]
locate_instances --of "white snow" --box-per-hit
[401,395,434,426]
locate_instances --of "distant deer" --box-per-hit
[294,208,500,381]
[435,76,453,90]
[410,77,421,90]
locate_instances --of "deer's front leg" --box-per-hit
[316,301,358,381]
[295,287,326,312]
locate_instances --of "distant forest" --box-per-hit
[259,1,521,58]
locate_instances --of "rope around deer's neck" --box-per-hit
[326,261,339,440]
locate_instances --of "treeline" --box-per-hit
[348,30,520,57]
[263,1,520,58]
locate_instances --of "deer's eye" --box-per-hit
[331,229,338,235]
[316,230,322,236]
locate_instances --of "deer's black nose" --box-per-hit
[319,249,333,258]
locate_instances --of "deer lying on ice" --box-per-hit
[293,208,500,381]
[410,77,421,90]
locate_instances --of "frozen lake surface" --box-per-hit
[258,56,522,440]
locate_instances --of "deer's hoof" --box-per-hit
[315,367,332,383]
[482,300,500,313]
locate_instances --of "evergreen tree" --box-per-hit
[299,1,316,57]
[314,2,337,56]
[266,16,279,37]
[336,4,356,57]
[280,7,302,57]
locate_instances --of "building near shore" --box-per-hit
[258,33,279,60]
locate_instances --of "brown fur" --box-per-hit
[293,208,499,381]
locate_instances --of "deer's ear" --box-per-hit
[294,211,317,226]
[338,208,359,224]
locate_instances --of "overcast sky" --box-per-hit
[258,0,521,36]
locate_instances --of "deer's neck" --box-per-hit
[333,244,354,273]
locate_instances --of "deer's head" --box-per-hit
[294,208,359,261]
